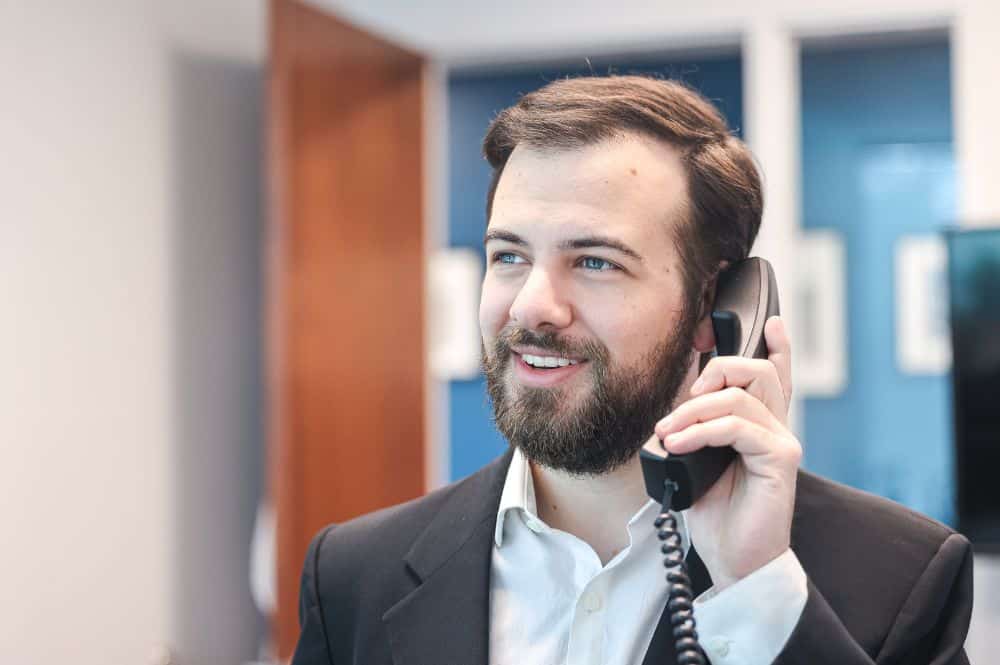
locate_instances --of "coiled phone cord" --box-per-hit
[654,480,707,665]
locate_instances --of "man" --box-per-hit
[291,75,973,665]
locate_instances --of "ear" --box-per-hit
[691,273,721,354]
[693,312,716,353]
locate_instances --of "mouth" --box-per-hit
[510,349,588,387]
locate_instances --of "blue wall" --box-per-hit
[446,56,744,480]
[800,40,956,523]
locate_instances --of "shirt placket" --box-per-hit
[564,535,615,665]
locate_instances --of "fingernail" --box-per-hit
[659,415,673,432]
[691,377,705,395]
[664,433,682,450]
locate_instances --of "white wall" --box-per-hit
[0,2,265,664]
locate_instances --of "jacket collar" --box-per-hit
[382,447,514,665]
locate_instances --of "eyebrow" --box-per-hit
[483,229,644,263]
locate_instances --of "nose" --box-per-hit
[508,266,572,330]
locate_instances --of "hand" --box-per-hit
[653,316,801,592]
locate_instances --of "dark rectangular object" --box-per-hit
[947,228,1000,549]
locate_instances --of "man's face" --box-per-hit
[480,134,715,475]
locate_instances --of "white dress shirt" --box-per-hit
[488,448,808,665]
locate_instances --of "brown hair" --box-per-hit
[482,75,763,313]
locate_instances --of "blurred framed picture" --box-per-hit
[796,229,848,397]
[895,234,951,374]
[429,248,483,380]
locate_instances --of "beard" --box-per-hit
[482,307,700,476]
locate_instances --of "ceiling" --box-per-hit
[307,0,953,68]
[307,0,744,67]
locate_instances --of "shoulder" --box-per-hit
[793,469,962,559]
[791,470,971,648]
[313,477,461,569]
[304,449,512,599]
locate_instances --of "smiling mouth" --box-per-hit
[518,352,582,369]
[511,351,590,380]
[506,349,589,388]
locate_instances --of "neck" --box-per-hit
[529,444,652,565]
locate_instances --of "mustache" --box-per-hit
[493,327,607,362]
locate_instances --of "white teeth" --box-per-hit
[521,353,578,368]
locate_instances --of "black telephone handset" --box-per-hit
[639,257,780,509]
[637,258,780,664]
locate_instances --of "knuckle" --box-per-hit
[721,386,745,402]
[702,356,724,378]
[779,438,803,463]
[670,403,692,423]
[715,414,736,433]
[732,416,753,437]
[727,386,757,412]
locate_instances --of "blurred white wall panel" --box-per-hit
[743,21,804,434]
[424,63,451,492]
[0,1,266,664]
[954,0,1000,225]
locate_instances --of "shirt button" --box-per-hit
[706,636,731,658]
[581,591,603,612]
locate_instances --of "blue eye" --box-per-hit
[580,256,618,271]
[493,252,526,265]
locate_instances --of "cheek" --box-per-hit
[583,303,644,365]
[478,277,509,341]
[586,295,680,366]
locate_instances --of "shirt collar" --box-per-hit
[494,447,691,555]
[494,446,536,546]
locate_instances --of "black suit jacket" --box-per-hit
[292,450,973,665]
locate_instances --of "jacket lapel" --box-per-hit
[382,448,513,665]
[641,545,714,665]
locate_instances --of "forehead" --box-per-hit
[489,134,689,245]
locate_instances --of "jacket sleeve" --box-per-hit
[773,533,974,665]
[291,525,337,665]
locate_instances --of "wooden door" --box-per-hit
[268,0,427,657]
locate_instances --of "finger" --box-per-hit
[655,387,776,439]
[663,415,773,457]
[691,356,787,418]
[764,316,793,406]
[663,416,801,471]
